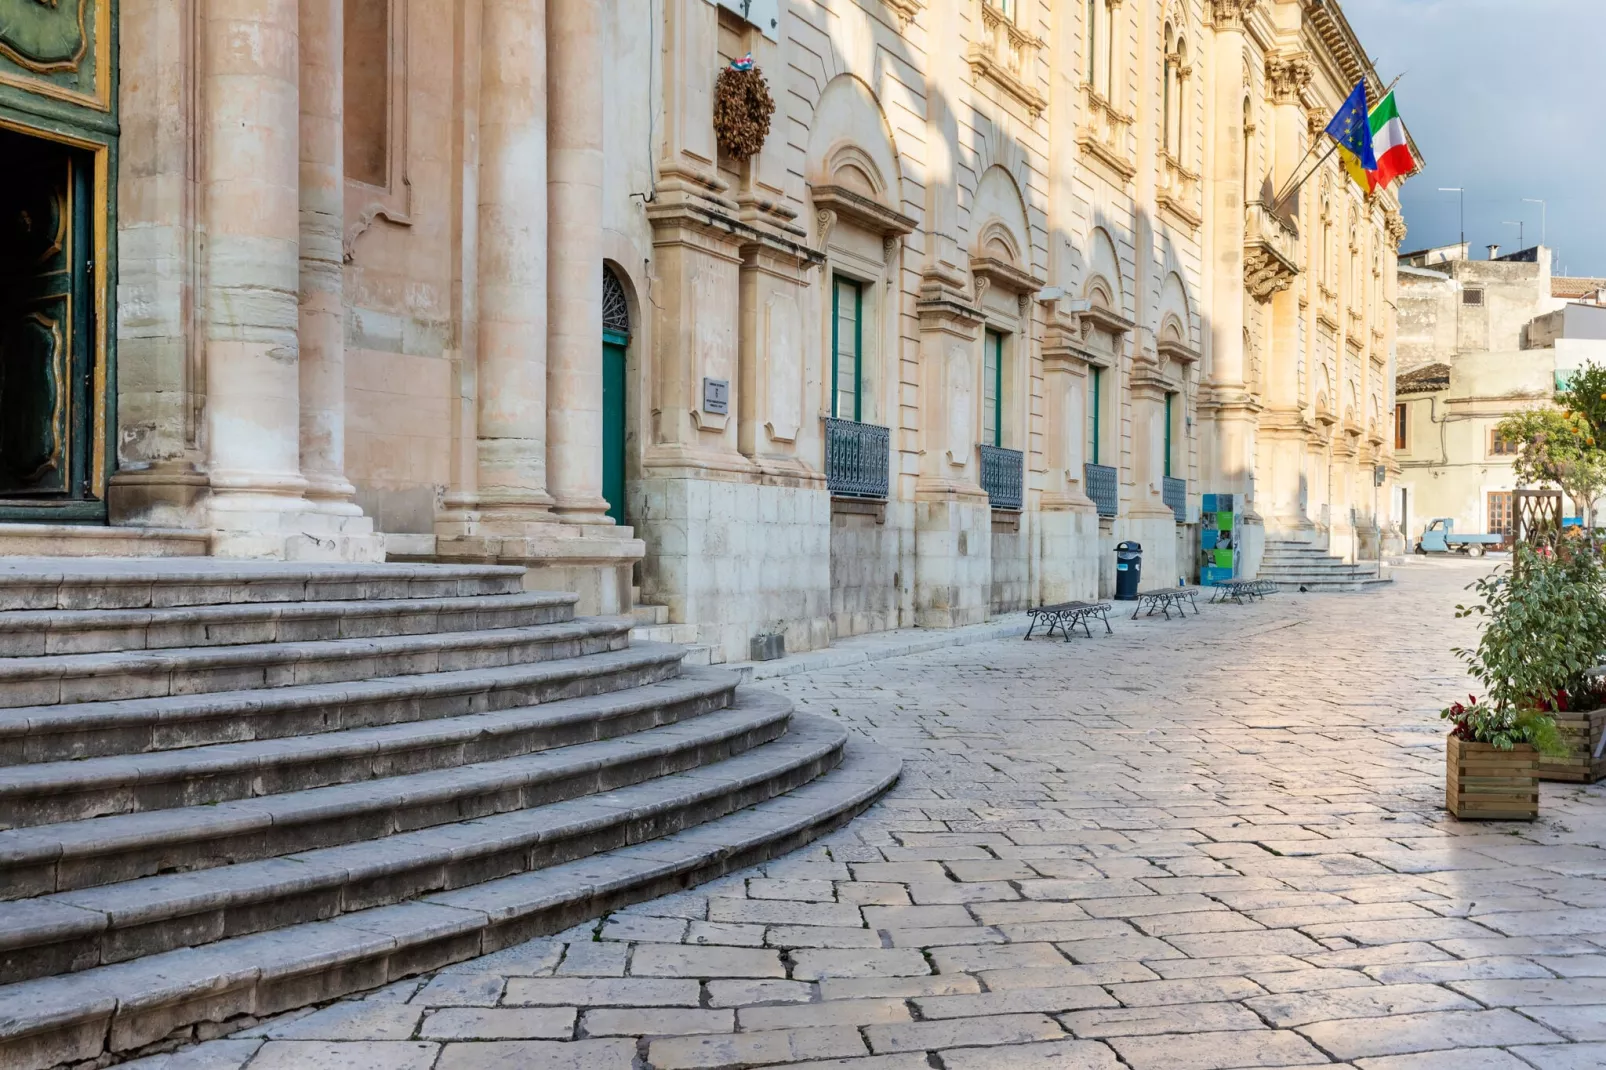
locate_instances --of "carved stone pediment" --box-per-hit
[1157,338,1201,366]
[809,184,918,239]
[968,255,1043,297]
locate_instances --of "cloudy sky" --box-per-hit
[1342,0,1605,276]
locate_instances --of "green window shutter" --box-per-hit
[831,276,863,421]
[1089,366,1102,465]
[1164,392,1174,479]
[983,330,1003,447]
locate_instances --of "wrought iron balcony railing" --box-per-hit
[979,444,1024,511]
[1163,476,1186,523]
[825,417,890,500]
[1084,462,1118,518]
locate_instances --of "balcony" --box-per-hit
[1243,200,1299,302]
[1077,86,1136,181]
[968,2,1046,115]
[1163,476,1186,523]
[1157,152,1201,229]
[979,444,1023,511]
[1084,462,1118,518]
[825,417,890,500]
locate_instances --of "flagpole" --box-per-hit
[1269,73,1405,213]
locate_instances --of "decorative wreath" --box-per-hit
[713,64,775,161]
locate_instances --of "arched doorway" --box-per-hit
[602,267,630,526]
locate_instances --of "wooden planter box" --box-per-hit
[1539,709,1606,784]
[1446,736,1539,820]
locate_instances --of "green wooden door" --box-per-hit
[602,331,627,526]
[0,129,94,503]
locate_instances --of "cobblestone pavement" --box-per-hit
[129,559,1606,1070]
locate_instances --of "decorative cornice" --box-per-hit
[1384,209,1408,249]
[1264,51,1313,105]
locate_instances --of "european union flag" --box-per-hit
[1324,80,1377,172]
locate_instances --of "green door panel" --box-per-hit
[0,0,88,70]
[602,339,626,526]
[0,127,94,501]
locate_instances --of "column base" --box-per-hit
[208,495,383,562]
[108,463,212,530]
[434,518,645,616]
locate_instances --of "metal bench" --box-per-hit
[1209,580,1264,605]
[1131,588,1198,620]
[1026,600,1113,641]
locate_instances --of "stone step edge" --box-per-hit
[0,724,897,1070]
[0,616,635,689]
[0,562,529,612]
[0,669,742,820]
[0,644,690,762]
[0,591,579,648]
[0,700,800,966]
[0,691,792,879]
[0,621,639,712]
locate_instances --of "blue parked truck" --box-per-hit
[1416,517,1505,557]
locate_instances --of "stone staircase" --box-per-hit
[1257,539,1392,592]
[0,559,897,1070]
[629,587,714,665]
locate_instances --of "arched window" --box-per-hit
[1174,38,1188,160]
[1087,0,1098,84]
[603,267,631,338]
[1162,25,1174,155]
[1241,97,1253,204]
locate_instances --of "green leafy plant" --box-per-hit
[1557,360,1606,446]
[1494,408,1606,526]
[1441,695,1566,754]
[1445,541,1606,755]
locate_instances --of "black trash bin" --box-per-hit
[1115,541,1142,600]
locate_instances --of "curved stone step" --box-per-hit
[0,669,742,827]
[0,560,527,612]
[0,617,637,709]
[0,592,578,658]
[0,728,897,1070]
[0,702,827,980]
[0,691,796,899]
[0,643,689,765]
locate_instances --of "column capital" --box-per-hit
[1208,0,1258,31]
[1265,51,1313,105]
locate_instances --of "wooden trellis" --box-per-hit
[1514,488,1564,548]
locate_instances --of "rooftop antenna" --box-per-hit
[1501,220,1524,251]
[1438,188,1464,248]
[1523,197,1547,247]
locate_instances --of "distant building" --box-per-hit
[1393,245,1606,542]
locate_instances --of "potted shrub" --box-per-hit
[1538,678,1606,784]
[1443,541,1604,819]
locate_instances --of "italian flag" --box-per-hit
[1366,92,1416,191]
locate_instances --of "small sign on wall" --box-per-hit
[703,378,730,416]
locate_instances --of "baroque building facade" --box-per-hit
[0,0,1404,663]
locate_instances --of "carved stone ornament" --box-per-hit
[713,64,776,162]
[1306,106,1328,138]
[1208,0,1259,30]
[1265,52,1312,105]
[1244,246,1297,302]
[1385,209,1408,249]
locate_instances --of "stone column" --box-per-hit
[1204,0,1263,574]
[298,0,362,514]
[471,0,553,522]
[545,0,610,523]
[202,0,310,544]
[1259,51,1315,539]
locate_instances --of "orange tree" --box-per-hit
[1494,406,1606,526]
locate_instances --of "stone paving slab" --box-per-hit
[119,561,1606,1069]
